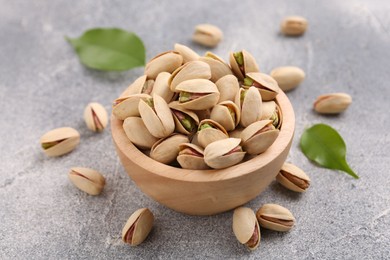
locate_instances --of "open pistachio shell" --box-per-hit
[112,94,151,120]
[276,163,310,192]
[177,143,209,170]
[169,61,211,92]
[199,52,233,82]
[256,204,295,232]
[210,101,240,131]
[241,120,279,155]
[229,50,260,80]
[235,87,262,127]
[176,79,219,110]
[169,101,199,135]
[233,207,261,251]
[313,93,352,114]
[122,208,154,246]
[40,127,80,157]
[83,102,108,132]
[69,167,105,195]
[123,117,159,149]
[121,75,147,96]
[174,43,200,63]
[139,94,175,138]
[245,72,280,101]
[261,101,283,129]
[204,138,245,169]
[150,72,174,103]
[150,134,189,164]
[197,119,229,148]
[145,51,183,79]
[215,75,239,102]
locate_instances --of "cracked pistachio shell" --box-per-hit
[150,134,189,164]
[233,207,261,250]
[281,16,308,36]
[123,117,159,149]
[113,94,151,120]
[229,50,260,80]
[197,119,229,148]
[256,204,295,232]
[145,51,183,79]
[276,163,310,192]
[204,138,246,169]
[68,167,105,195]
[246,72,280,101]
[169,60,211,92]
[40,127,80,157]
[83,102,108,132]
[176,79,220,110]
[139,94,175,138]
[199,52,233,82]
[174,43,200,63]
[192,24,223,47]
[210,101,240,131]
[121,75,147,96]
[215,74,239,102]
[313,93,352,114]
[241,120,279,155]
[270,66,305,92]
[177,143,209,170]
[151,72,175,103]
[261,101,283,129]
[235,87,263,127]
[122,208,154,246]
[169,101,199,135]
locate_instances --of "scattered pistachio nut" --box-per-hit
[192,24,223,47]
[233,207,261,250]
[256,204,295,232]
[280,16,308,36]
[270,66,305,92]
[313,93,352,114]
[84,102,108,132]
[204,138,246,169]
[276,163,310,192]
[40,127,80,157]
[68,167,105,195]
[122,208,154,246]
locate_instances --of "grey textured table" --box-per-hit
[1,0,390,259]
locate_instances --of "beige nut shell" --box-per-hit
[68,167,105,195]
[233,207,261,250]
[122,208,154,246]
[123,117,159,149]
[256,204,295,232]
[40,127,80,157]
[270,66,305,92]
[276,163,310,192]
[150,134,189,164]
[145,51,183,79]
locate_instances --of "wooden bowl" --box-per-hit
[111,91,295,215]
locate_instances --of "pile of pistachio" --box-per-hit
[113,45,286,169]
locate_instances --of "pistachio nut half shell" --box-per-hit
[232,207,261,250]
[68,167,105,195]
[281,16,308,36]
[123,117,159,149]
[150,134,189,164]
[256,204,295,232]
[313,93,352,114]
[112,94,151,120]
[199,52,233,82]
[241,120,279,155]
[169,101,199,135]
[229,50,260,80]
[83,102,108,132]
[176,79,220,110]
[151,72,175,103]
[244,72,280,101]
[235,87,262,127]
[261,101,283,129]
[122,208,154,246]
[197,119,229,148]
[121,75,148,96]
[177,143,209,170]
[192,24,223,48]
[276,163,310,192]
[169,60,211,92]
[210,101,240,131]
[145,51,183,79]
[215,74,239,102]
[174,43,200,63]
[270,66,305,92]
[204,138,246,169]
[40,127,80,157]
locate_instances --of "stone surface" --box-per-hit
[1,0,390,259]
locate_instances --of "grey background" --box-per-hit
[1,0,389,259]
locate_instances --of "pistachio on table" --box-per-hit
[122,208,154,246]
[204,138,245,169]
[68,167,105,195]
[313,93,352,114]
[241,120,279,155]
[150,133,189,164]
[233,207,261,251]
[276,163,310,192]
[280,16,308,36]
[174,43,200,63]
[270,66,305,92]
[84,102,108,132]
[192,24,223,48]
[244,72,279,101]
[40,127,80,157]
[256,204,295,232]
[145,51,183,79]
[177,143,209,170]
[229,50,260,81]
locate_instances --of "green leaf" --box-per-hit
[66,28,145,71]
[300,123,359,179]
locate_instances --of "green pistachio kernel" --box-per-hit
[41,141,60,150]
[146,98,154,107]
[233,52,244,66]
[181,116,195,131]
[240,89,247,105]
[243,77,254,86]
[198,123,212,131]
[227,106,236,124]
[179,92,191,103]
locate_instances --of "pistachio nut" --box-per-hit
[215,75,239,102]
[68,167,105,195]
[174,43,200,63]
[232,207,261,250]
[192,24,223,47]
[244,72,280,101]
[151,72,175,103]
[228,127,244,139]
[276,163,310,192]
[197,119,229,148]
[177,143,209,170]
[121,75,148,96]
[40,127,80,157]
[199,52,233,82]
[145,51,183,79]
[169,60,211,92]
[229,50,260,80]
[256,204,295,232]
[261,101,283,129]
[235,87,262,127]
[138,94,175,138]
[122,208,154,246]
[150,134,189,164]
[169,101,199,135]
[241,120,279,155]
[313,93,352,114]
[281,16,308,36]
[176,79,220,110]
[204,138,245,169]
[270,66,305,92]
[112,94,151,120]
[210,101,240,131]
[123,117,159,149]
[83,102,108,132]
